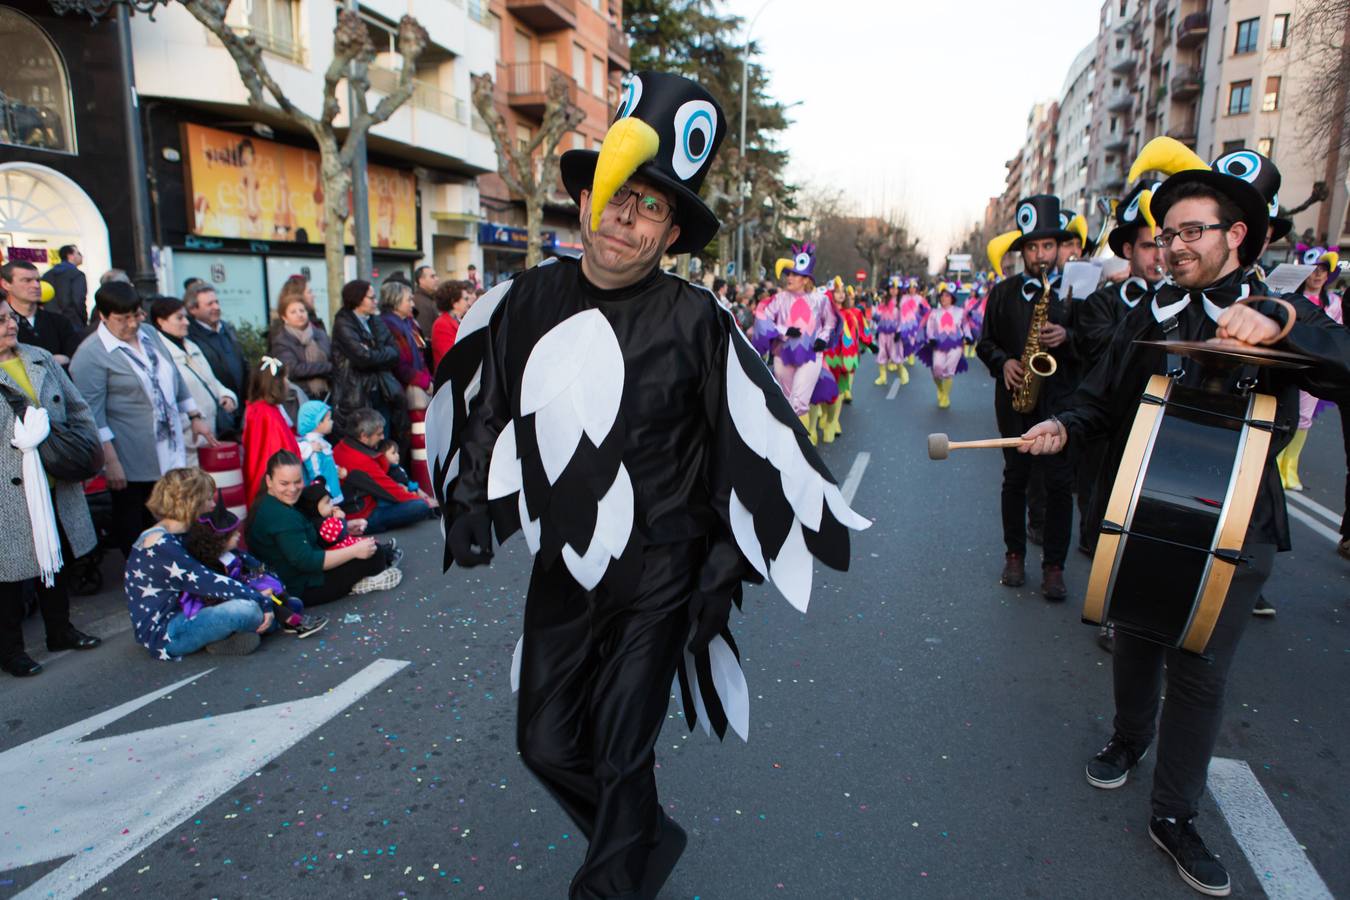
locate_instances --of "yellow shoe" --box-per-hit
[874,367,888,386]
[1280,428,1309,491]
[906,354,917,366]
[803,410,819,445]
[899,364,910,385]
[937,377,953,409]
[887,363,899,372]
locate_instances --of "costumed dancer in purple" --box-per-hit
[761,243,838,443]
[871,283,905,385]
[898,279,930,367]
[918,282,970,408]
[963,280,988,358]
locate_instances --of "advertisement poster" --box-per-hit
[182,123,417,250]
[172,251,268,327]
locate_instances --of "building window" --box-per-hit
[244,0,301,61]
[516,124,532,152]
[572,43,586,90]
[1257,137,1274,158]
[0,8,76,152]
[1262,76,1280,111]
[592,56,604,99]
[1270,14,1289,49]
[1227,80,1252,115]
[1222,139,1245,154]
[1234,17,1259,54]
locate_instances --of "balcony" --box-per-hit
[504,0,576,32]
[504,61,578,119]
[1176,12,1208,48]
[1166,118,1197,143]
[1154,0,1168,17]
[368,67,468,124]
[607,24,630,70]
[1094,171,1126,193]
[1108,47,1136,74]
[1170,66,1202,100]
[1106,88,1134,113]
[1104,133,1130,154]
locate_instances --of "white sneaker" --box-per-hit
[350,567,403,595]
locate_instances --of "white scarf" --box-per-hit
[11,406,62,586]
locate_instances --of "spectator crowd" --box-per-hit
[0,251,483,675]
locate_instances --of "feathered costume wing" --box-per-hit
[426,275,870,742]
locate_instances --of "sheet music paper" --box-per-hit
[1261,264,1314,296]
[1058,260,1103,300]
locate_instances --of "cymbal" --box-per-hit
[1134,339,1313,369]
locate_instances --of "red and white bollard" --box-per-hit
[198,442,247,520]
[408,408,433,496]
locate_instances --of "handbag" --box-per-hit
[183,359,240,439]
[3,385,104,482]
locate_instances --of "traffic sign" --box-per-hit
[855,270,867,282]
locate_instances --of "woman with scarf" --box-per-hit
[270,289,334,400]
[329,280,406,443]
[378,280,432,413]
[151,296,240,461]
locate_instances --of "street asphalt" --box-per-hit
[2,359,1346,899]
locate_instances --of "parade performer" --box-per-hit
[837,286,868,401]
[425,71,869,900]
[976,194,1076,600]
[918,283,970,408]
[898,279,930,366]
[817,279,857,442]
[1021,137,1350,897]
[759,243,838,441]
[1057,208,1092,270]
[963,284,988,359]
[1276,247,1343,490]
[871,283,904,385]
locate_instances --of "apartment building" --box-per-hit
[476,0,629,283]
[1054,43,1097,218]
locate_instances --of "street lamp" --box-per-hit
[736,0,776,283]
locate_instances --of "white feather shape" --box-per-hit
[519,492,541,554]
[709,635,750,742]
[780,454,825,532]
[769,520,813,613]
[728,488,767,578]
[764,417,801,473]
[424,382,459,491]
[725,337,769,457]
[486,421,521,500]
[509,634,523,693]
[464,363,483,407]
[533,396,584,485]
[520,309,620,415]
[559,464,633,590]
[454,278,512,344]
[825,483,872,531]
[679,637,713,738]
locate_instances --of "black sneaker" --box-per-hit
[1252,595,1275,617]
[283,615,329,638]
[1086,734,1148,789]
[1148,816,1231,897]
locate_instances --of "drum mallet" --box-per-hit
[927,432,1031,460]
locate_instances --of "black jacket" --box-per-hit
[41,262,88,329]
[975,273,1078,435]
[1057,272,1350,551]
[188,318,249,399]
[16,306,80,361]
[329,308,405,435]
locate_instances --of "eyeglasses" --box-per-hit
[608,184,673,224]
[1154,222,1228,249]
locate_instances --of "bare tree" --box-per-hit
[1293,0,1350,239]
[178,1,428,306]
[472,72,584,267]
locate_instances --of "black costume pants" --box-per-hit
[1111,543,1274,820]
[1340,406,1350,540]
[0,516,77,662]
[110,480,156,559]
[299,553,389,606]
[1000,446,1073,567]
[517,542,697,900]
[1075,438,1108,553]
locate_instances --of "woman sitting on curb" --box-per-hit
[125,467,276,658]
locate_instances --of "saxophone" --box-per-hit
[1011,273,1059,414]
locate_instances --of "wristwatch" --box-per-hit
[188,411,204,421]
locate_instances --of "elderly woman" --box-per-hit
[71,282,217,556]
[330,279,406,441]
[0,298,102,676]
[247,450,401,604]
[430,280,469,370]
[269,281,333,399]
[151,296,240,458]
[125,467,276,658]
[378,280,431,410]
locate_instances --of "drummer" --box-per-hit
[1019,142,1350,897]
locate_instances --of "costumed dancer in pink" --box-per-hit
[760,242,837,443]
[963,279,989,358]
[918,282,970,408]
[898,279,930,368]
[871,283,905,385]
[1277,247,1343,490]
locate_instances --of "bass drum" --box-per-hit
[1083,374,1277,655]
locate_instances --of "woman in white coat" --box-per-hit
[151,296,239,463]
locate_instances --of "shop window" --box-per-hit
[0,9,75,153]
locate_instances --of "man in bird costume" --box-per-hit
[426,72,868,900]
[756,242,838,441]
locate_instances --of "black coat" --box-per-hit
[16,306,80,361]
[330,308,405,435]
[975,274,1078,436]
[41,262,88,329]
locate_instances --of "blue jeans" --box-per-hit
[364,499,431,534]
[164,599,267,657]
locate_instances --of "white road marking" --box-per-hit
[1208,757,1334,900]
[886,380,901,400]
[1285,504,1342,545]
[840,451,870,505]
[1285,491,1341,527]
[1,658,410,899]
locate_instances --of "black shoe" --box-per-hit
[1252,595,1275,617]
[638,814,687,900]
[1086,734,1148,789]
[1027,525,1044,546]
[1041,565,1067,602]
[2,652,42,677]
[1000,552,1026,587]
[283,614,329,638]
[1148,816,1231,896]
[46,627,102,652]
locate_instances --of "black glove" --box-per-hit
[865,341,879,354]
[448,512,494,567]
[785,326,802,338]
[687,592,733,654]
[812,337,828,352]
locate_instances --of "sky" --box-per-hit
[722,0,1102,269]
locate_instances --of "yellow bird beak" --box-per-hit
[1067,214,1088,246]
[1127,136,1208,185]
[774,258,794,280]
[987,229,1020,279]
[588,117,661,232]
[1138,188,1156,236]
[1323,252,1341,272]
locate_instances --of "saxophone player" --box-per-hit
[975,194,1077,600]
